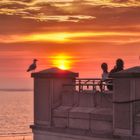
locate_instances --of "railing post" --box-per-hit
[79,80,81,93]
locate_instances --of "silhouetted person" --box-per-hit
[108,58,124,90]
[100,63,109,91]
[110,58,124,74]
[27,59,38,72]
[101,62,109,80]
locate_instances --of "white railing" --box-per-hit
[63,78,113,93]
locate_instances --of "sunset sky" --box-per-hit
[0,0,140,89]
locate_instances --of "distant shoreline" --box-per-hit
[0,89,33,92]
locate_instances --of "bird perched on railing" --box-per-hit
[27,59,38,72]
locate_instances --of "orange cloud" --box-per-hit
[0,31,140,44]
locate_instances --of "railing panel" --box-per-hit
[63,78,113,93]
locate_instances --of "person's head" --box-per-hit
[116,58,124,70]
[101,62,108,72]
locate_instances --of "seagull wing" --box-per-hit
[27,63,36,72]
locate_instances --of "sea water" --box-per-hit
[0,91,33,140]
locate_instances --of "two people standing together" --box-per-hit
[101,58,124,90]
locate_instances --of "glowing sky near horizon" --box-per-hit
[0,0,140,89]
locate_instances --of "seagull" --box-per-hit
[27,59,38,72]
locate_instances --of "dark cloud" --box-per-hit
[21,0,33,2]
[0,14,43,35]
[112,0,140,3]
[113,0,130,3]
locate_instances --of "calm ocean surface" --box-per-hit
[0,91,33,140]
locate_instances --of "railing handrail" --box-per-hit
[63,83,113,86]
[76,78,101,80]
[76,78,112,80]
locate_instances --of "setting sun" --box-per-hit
[50,54,72,70]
